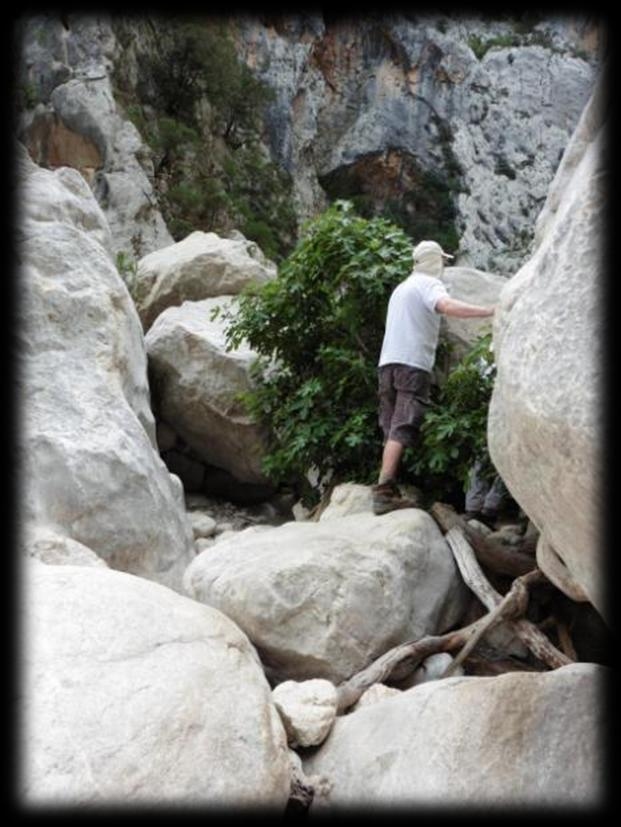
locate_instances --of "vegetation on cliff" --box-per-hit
[113,18,297,260]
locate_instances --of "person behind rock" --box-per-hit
[463,459,510,529]
[372,239,495,516]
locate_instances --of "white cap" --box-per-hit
[412,240,454,262]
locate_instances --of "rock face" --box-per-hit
[17,14,600,272]
[16,14,173,258]
[236,13,601,272]
[488,77,605,618]
[303,663,605,808]
[183,509,468,684]
[21,561,291,807]
[19,145,194,592]
[133,230,277,331]
[145,296,272,487]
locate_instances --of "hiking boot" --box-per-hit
[372,480,420,515]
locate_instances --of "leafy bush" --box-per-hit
[141,19,274,142]
[224,201,413,502]
[223,143,297,260]
[407,332,496,501]
[468,33,521,60]
[115,250,140,298]
[18,81,40,110]
[224,202,497,507]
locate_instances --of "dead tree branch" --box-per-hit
[335,524,572,714]
[442,525,571,674]
[335,570,541,714]
[430,502,535,577]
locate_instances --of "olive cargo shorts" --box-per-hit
[378,363,432,447]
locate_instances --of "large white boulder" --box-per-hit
[183,510,468,684]
[145,296,271,486]
[20,562,291,807]
[488,77,605,618]
[439,265,507,363]
[303,663,605,808]
[134,230,276,330]
[19,146,194,592]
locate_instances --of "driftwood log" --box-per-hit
[430,502,536,577]
[440,527,571,676]
[335,521,572,714]
[336,568,554,713]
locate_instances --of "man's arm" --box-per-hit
[435,296,495,318]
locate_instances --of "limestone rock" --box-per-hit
[194,537,215,554]
[488,78,605,617]
[405,652,463,686]
[134,230,277,330]
[318,482,422,522]
[145,297,271,487]
[17,15,173,258]
[189,512,217,540]
[24,526,108,569]
[351,684,401,711]
[237,14,599,273]
[318,483,373,521]
[183,510,468,684]
[533,67,607,249]
[293,501,313,522]
[21,108,104,184]
[19,147,194,592]
[21,562,291,807]
[439,266,506,363]
[272,679,338,748]
[303,664,605,807]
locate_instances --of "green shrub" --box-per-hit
[223,143,297,260]
[115,250,141,299]
[19,81,40,110]
[407,332,496,501]
[124,18,293,259]
[141,19,274,142]
[224,201,413,503]
[240,217,280,261]
[224,202,497,506]
[154,116,200,155]
[468,33,521,60]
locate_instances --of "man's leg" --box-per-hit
[484,475,509,516]
[378,438,405,484]
[373,365,425,514]
[464,460,488,514]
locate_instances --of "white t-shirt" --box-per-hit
[378,273,449,372]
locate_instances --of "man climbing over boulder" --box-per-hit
[372,240,495,516]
